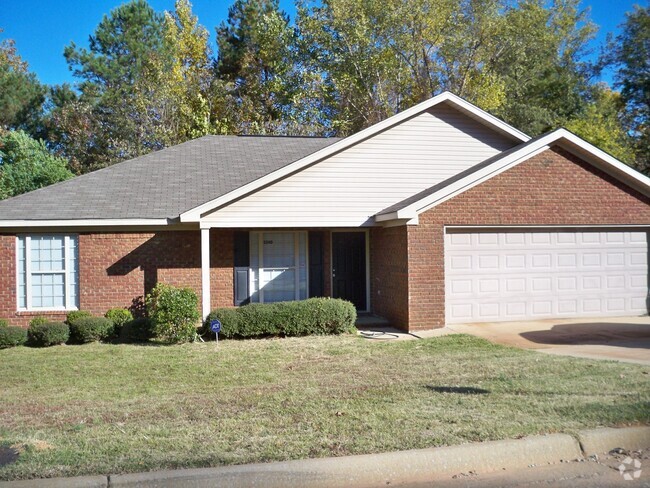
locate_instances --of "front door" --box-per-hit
[332,232,367,310]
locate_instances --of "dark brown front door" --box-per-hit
[332,232,367,310]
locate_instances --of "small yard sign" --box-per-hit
[210,319,222,333]
[210,319,222,344]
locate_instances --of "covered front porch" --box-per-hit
[199,227,380,320]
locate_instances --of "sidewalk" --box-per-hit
[1,427,648,488]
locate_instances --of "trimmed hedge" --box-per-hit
[105,308,133,335]
[119,318,155,343]
[69,317,114,343]
[28,322,69,347]
[66,310,92,325]
[0,325,28,348]
[204,298,357,339]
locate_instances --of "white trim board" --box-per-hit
[376,128,650,223]
[182,92,530,223]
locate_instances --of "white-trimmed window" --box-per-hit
[17,235,79,311]
[249,231,308,303]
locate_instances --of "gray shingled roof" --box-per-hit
[0,135,339,221]
[376,135,544,216]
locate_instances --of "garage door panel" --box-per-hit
[445,230,649,324]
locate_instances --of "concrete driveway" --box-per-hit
[448,316,650,365]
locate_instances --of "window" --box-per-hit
[17,235,79,311]
[249,231,307,303]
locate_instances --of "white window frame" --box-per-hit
[249,231,309,304]
[16,234,79,312]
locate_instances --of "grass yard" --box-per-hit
[1,334,649,480]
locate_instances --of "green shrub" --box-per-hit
[119,318,156,343]
[28,322,69,347]
[65,310,92,325]
[205,298,357,339]
[69,317,114,344]
[0,325,28,348]
[0,319,7,328]
[105,308,133,335]
[145,283,200,343]
[29,316,49,327]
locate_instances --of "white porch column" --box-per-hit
[200,227,211,320]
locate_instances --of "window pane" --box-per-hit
[262,268,296,302]
[262,233,294,268]
[32,272,65,309]
[31,236,65,272]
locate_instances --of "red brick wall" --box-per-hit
[370,226,409,329]
[0,229,236,327]
[408,146,650,330]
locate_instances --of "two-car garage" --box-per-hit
[445,229,649,324]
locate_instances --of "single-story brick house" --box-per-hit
[1,92,649,331]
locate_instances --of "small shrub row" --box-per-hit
[204,298,357,339]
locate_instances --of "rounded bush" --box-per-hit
[0,325,28,348]
[28,322,69,347]
[29,316,49,327]
[119,318,156,343]
[146,283,200,343]
[66,310,92,325]
[105,308,133,335]
[69,317,114,343]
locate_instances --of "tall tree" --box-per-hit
[0,130,73,199]
[0,31,46,136]
[603,5,650,174]
[160,0,215,141]
[297,0,596,136]
[216,0,316,134]
[63,0,168,169]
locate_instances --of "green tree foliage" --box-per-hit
[603,5,649,174]
[297,0,597,137]
[564,85,635,163]
[63,0,168,169]
[217,0,319,134]
[0,31,46,135]
[159,0,215,141]
[0,130,73,199]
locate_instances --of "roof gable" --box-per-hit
[180,92,530,222]
[376,128,650,224]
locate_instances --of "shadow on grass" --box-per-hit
[426,385,490,395]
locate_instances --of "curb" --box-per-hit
[577,426,650,456]
[110,433,580,488]
[1,427,647,487]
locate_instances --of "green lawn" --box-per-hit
[1,334,649,480]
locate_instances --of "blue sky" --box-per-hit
[0,0,641,87]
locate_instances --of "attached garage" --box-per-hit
[445,229,649,324]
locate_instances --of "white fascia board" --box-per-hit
[384,128,650,222]
[0,218,171,228]
[556,129,650,188]
[180,92,530,223]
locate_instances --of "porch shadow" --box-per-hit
[105,233,201,311]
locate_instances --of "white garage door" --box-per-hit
[445,230,648,324]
